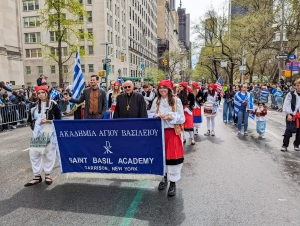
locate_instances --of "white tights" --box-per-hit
[206,117,216,131]
[183,131,194,139]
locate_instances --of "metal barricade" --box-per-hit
[271,95,278,109]
[0,103,30,128]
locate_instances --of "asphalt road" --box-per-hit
[1,109,300,226]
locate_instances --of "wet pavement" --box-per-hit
[1,108,300,226]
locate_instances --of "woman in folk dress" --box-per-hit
[178,82,195,145]
[25,85,61,187]
[150,80,185,196]
[191,82,203,135]
[108,82,121,118]
[203,84,220,136]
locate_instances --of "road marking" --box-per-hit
[22,148,30,152]
[120,180,150,226]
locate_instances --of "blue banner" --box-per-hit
[53,119,165,176]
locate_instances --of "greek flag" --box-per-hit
[260,89,270,103]
[71,50,85,110]
[234,91,255,119]
[50,88,62,100]
[168,75,170,81]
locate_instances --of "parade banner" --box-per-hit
[53,119,165,177]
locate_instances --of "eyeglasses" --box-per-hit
[124,86,131,89]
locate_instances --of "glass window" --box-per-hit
[63,65,68,73]
[50,31,58,42]
[87,0,92,4]
[87,28,93,39]
[23,0,39,11]
[79,29,84,40]
[81,64,85,73]
[62,47,68,56]
[26,66,31,74]
[25,49,42,58]
[38,66,43,74]
[88,46,94,55]
[50,65,56,73]
[88,64,94,72]
[87,11,92,22]
[24,33,41,43]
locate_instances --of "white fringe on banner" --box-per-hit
[65,173,163,181]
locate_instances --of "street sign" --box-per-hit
[220,61,227,67]
[288,54,296,62]
[106,65,110,75]
[239,65,246,71]
[286,62,299,71]
[102,59,111,64]
[275,55,288,59]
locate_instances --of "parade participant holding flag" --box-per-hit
[178,82,195,145]
[65,75,107,119]
[191,82,203,135]
[108,81,121,118]
[150,80,185,196]
[203,84,220,136]
[234,84,254,136]
[25,85,61,187]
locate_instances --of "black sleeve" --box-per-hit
[113,95,120,118]
[203,92,208,102]
[101,90,106,117]
[108,93,112,108]
[3,86,12,92]
[196,91,203,104]
[138,94,148,118]
[188,93,195,110]
[70,91,85,104]
[52,103,62,120]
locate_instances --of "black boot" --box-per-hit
[158,175,168,190]
[167,182,176,196]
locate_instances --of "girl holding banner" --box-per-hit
[151,80,185,196]
[108,82,121,118]
[25,85,61,187]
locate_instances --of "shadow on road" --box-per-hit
[0,182,185,225]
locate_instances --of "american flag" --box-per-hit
[70,49,85,110]
[215,77,224,97]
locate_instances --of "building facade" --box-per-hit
[0,0,24,86]
[128,0,158,81]
[20,0,158,87]
[21,0,131,87]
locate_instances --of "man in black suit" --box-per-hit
[65,75,106,119]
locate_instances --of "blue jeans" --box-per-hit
[237,110,249,132]
[223,100,233,121]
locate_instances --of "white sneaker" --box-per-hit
[244,132,248,136]
[261,135,265,139]
[211,131,215,136]
[238,131,241,134]
[11,126,16,129]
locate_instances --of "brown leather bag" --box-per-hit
[156,98,184,135]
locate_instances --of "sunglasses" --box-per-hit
[124,86,131,89]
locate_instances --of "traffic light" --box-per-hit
[98,70,105,77]
[120,55,124,62]
[164,60,168,66]
[162,59,165,65]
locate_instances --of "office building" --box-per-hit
[0,0,24,86]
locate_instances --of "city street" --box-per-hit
[1,108,300,226]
